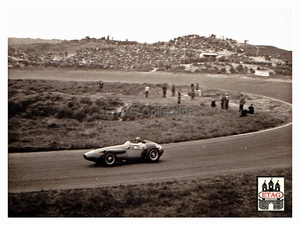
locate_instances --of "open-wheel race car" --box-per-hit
[83,137,164,166]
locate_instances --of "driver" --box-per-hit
[135,137,146,149]
[135,137,142,143]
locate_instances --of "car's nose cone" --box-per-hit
[83,151,101,162]
[83,153,88,160]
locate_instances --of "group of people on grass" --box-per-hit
[212,93,254,116]
[144,83,255,116]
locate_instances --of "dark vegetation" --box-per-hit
[8,79,292,152]
[8,167,292,217]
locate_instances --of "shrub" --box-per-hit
[56,106,74,119]
[80,97,92,105]
[89,105,101,115]
[46,119,59,128]
[105,96,123,107]
[25,100,55,118]
[8,101,23,117]
[73,109,86,122]
[213,66,219,72]
[67,100,80,110]
[249,68,255,74]
[236,64,244,73]
[94,98,107,107]
[88,112,104,121]
[229,65,237,73]
[218,68,226,73]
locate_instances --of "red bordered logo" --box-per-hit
[257,176,284,211]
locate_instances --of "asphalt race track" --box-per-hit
[8,124,292,193]
[8,72,292,193]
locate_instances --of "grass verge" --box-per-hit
[8,167,292,217]
[8,79,292,152]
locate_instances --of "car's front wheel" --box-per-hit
[103,152,116,166]
[146,148,160,162]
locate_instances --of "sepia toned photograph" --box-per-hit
[5,0,297,222]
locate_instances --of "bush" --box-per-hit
[218,68,226,74]
[73,109,87,122]
[80,97,92,105]
[94,98,107,107]
[56,106,74,119]
[229,66,237,73]
[249,68,255,74]
[8,101,23,117]
[236,64,244,73]
[24,100,55,118]
[212,66,219,73]
[67,100,80,110]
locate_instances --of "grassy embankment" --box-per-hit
[8,79,292,152]
[8,167,292,217]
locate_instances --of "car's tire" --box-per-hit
[146,148,160,162]
[103,152,116,166]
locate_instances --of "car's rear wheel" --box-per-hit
[146,148,160,162]
[103,152,116,166]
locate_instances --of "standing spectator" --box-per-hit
[221,94,226,109]
[195,83,201,96]
[190,83,194,91]
[224,93,229,109]
[248,104,254,114]
[178,89,181,104]
[171,84,176,97]
[239,94,246,112]
[190,83,195,100]
[162,84,167,98]
[99,81,104,92]
[145,85,150,98]
[191,88,195,100]
[196,88,201,97]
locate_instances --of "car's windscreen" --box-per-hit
[123,141,131,148]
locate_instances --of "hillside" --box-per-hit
[8,35,292,75]
[8,37,62,46]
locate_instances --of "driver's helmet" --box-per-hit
[135,137,142,143]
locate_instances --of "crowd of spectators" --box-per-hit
[8,34,291,74]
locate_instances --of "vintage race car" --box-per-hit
[83,138,164,166]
